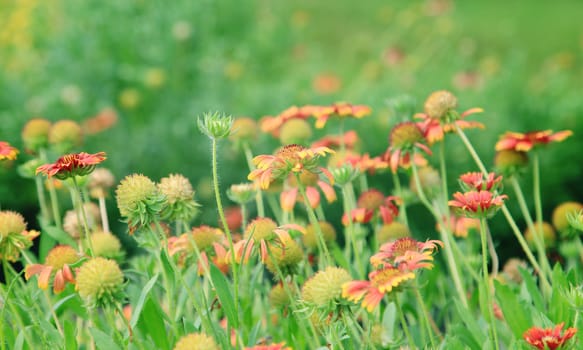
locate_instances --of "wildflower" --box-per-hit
[118,88,141,109]
[233,218,304,262]
[524,222,556,249]
[494,150,529,177]
[248,144,334,190]
[279,118,313,145]
[261,105,320,137]
[384,122,432,173]
[36,152,106,180]
[0,211,39,262]
[280,171,336,212]
[376,222,411,244]
[244,343,291,350]
[342,266,415,312]
[227,183,257,205]
[173,333,219,350]
[449,190,507,219]
[312,102,371,129]
[523,323,577,350]
[76,257,124,308]
[158,174,200,222]
[82,108,118,135]
[87,168,116,198]
[438,213,480,238]
[168,225,224,257]
[415,90,484,145]
[25,245,79,293]
[342,208,374,226]
[229,117,258,144]
[370,237,443,271]
[90,231,124,261]
[223,206,243,233]
[302,266,352,308]
[21,118,51,152]
[312,73,341,95]
[458,172,503,192]
[495,130,573,152]
[358,191,400,224]
[197,111,233,140]
[0,141,18,161]
[48,120,83,153]
[303,221,336,250]
[312,130,359,150]
[552,201,583,233]
[115,174,166,232]
[265,236,304,277]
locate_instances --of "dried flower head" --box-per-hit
[173,333,219,350]
[502,258,527,284]
[197,111,233,140]
[76,257,124,308]
[302,266,351,308]
[25,245,79,293]
[0,211,39,261]
[423,90,458,120]
[523,323,577,350]
[21,118,51,152]
[0,141,19,161]
[63,202,101,239]
[36,152,106,180]
[116,174,166,232]
[158,174,200,222]
[48,120,83,153]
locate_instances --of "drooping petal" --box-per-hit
[280,188,298,212]
[305,186,321,209]
[37,266,53,290]
[317,180,337,203]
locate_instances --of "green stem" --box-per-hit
[479,218,499,350]
[454,125,551,290]
[395,293,415,349]
[392,172,409,228]
[35,175,51,223]
[266,193,283,223]
[243,142,265,217]
[413,287,436,349]
[98,195,110,233]
[241,203,248,231]
[294,173,332,266]
[72,176,94,256]
[342,183,363,278]
[211,138,240,331]
[339,118,346,153]
[1,261,36,347]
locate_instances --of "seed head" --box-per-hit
[424,90,458,120]
[90,231,124,261]
[303,221,336,250]
[552,202,583,233]
[265,237,303,277]
[158,174,200,222]
[0,211,38,261]
[116,174,166,230]
[21,118,51,152]
[45,245,80,270]
[88,168,116,198]
[48,120,83,153]
[376,222,411,244]
[245,217,278,241]
[269,283,295,309]
[302,267,352,308]
[76,257,124,308]
[229,117,258,143]
[494,150,529,177]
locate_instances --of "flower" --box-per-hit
[342,266,415,312]
[552,202,583,233]
[260,105,317,138]
[311,130,359,150]
[173,333,219,350]
[63,202,101,240]
[264,236,304,277]
[524,221,556,250]
[376,222,411,244]
[115,174,166,232]
[36,152,106,180]
[494,150,529,177]
[229,117,258,144]
[21,118,51,152]
[269,283,296,309]
[90,231,124,261]
[328,150,388,174]
[82,108,118,135]
[302,266,352,308]
[312,102,371,129]
[0,141,18,161]
[384,122,432,173]
[248,144,334,190]
[227,183,256,204]
[449,190,507,219]
[48,120,83,153]
[523,323,577,350]
[342,208,374,226]
[25,245,79,293]
[0,211,39,262]
[280,171,336,212]
[438,213,480,238]
[244,343,291,350]
[168,225,224,256]
[370,237,443,271]
[279,118,313,145]
[158,174,200,222]
[459,172,503,192]
[76,257,125,308]
[495,130,573,152]
[423,90,458,120]
[415,107,484,146]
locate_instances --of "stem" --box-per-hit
[480,218,499,350]
[35,175,51,223]
[243,142,265,217]
[98,195,110,233]
[241,204,248,231]
[40,149,62,228]
[359,173,369,193]
[395,293,415,349]
[339,118,346,153]
[72,176,95,256]
[342,183,363,278]
[485,224,499,277]
[532,152,544,245]
[392,172,409,228]
[211,138,240,331]
[413,287,437,349]
[294,173,332,266]
[454,125,551,290]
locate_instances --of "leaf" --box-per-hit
[130,274,159,329]
[90,328,122,350]
[137,297,171,350]
[330,244,350,271]
[495,280,532,338]
[382,302,397,342]
[13,326,28,350]
[519,267,544,310]
[64,320,78,350]
[43,225,77,247]
[454,300,486,347]
[210,263,238,328]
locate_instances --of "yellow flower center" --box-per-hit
[390,122,424,149]
[245,217,278,240]
[45,245,79,270]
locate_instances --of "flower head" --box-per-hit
[302,266,352,308]
[36,152,106,180]
[264,236,304,277]
[494,150,529,177]
[76,257,124,308]
[423,90,458,120]
[158,174,200,222]
[342,266,415,312]
[449,190,507,219]
[384,122,432,173]
[524,221,556,250]
[25,245,79,293]
[0,141,19,161]
[90,231,124,261]
[552,202,583,233]
[173,333,219,350]
[376,222,411,244]
[227,183,256,204]
[312,102,371,129]
[279,118,313,145]
[248,144,334,190]
[229,117,258,144]
[459,172,503,192]
[116,174,166,232]
[261,105,317,137]
[197,111,233,140]
[244,343,291,350]
[303,221,336,250]
[280,171,336,212]
[523,323,577,350]
[21,118,51,152]
[370,237,443,271]
[0,211,39,262]
[312,130,359,150]
[495,130,573,152]
[48,120,83,153]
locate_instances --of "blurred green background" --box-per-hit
[1,0,582,252]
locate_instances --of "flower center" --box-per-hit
[275,144,306,162]
[390,122,424,149]
[45,245,79,270]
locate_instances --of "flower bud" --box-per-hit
[115,174,166,231]
[197,112,233,140]
[302,266,351,308]
[21,118,51,152]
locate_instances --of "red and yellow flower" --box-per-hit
[36,152,107,180]
[384,122,432,173]
[495,130,573,153]
[25,245,80,293]
[449,190,507,219]
[244,342,291,350]
[280,171,336,212]
[311,130,359,150]
[0,141,19,161]
[459,171,503,192]
[312,102,371,129]
[370,237,443,271]
[523,323,577,350]
[260,105,318,137]
[415,109,484,145]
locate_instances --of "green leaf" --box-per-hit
[90,328,122,350]
[137,297,171,350]
[330,244,350,271]
[130,274,159,329]
[495,280,532,338]
[39,318,62,346]
[210,263,238,328]
[13,326,29,350]
[519,267,544,310]
[43,225,77,247]
[454,300,486,346]
[64,320,78,350]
